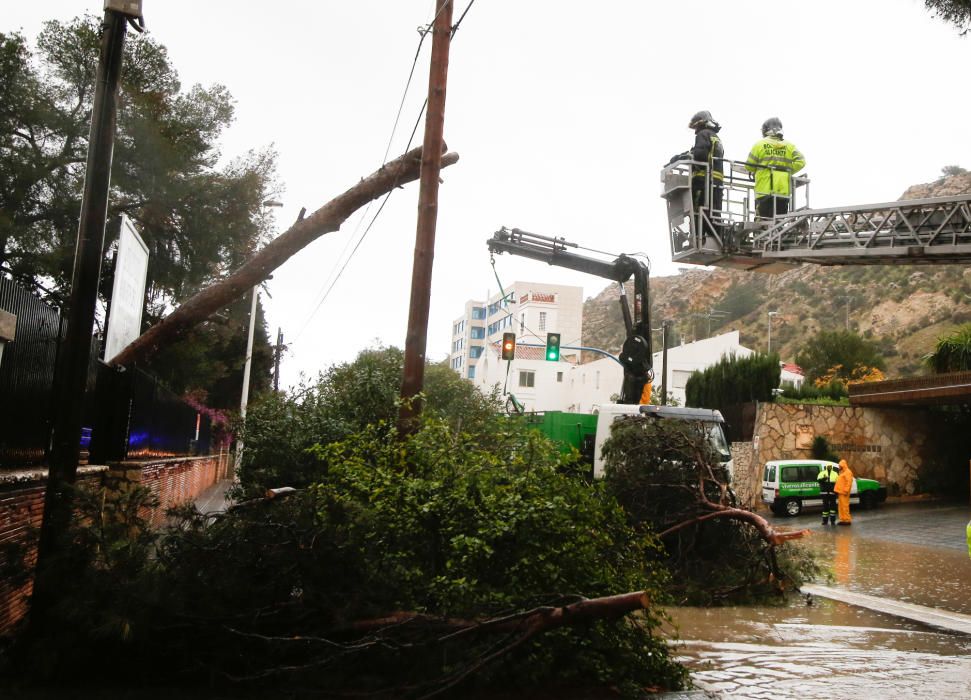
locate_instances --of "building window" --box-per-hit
[518,370,535,388]
[469,345,483,359]
[520,313,525,333]
[556,371,563,383]
[468,365,476,379]
[471,306,486,319]
[673,370,691,389]
[539,311,547,331]
[470,326,485,339]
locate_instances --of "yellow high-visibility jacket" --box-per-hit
[745,137,805,197]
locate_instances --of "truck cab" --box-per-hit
[591,403,731,479]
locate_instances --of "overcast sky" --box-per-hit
[6,1,971,389]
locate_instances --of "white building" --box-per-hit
[454,296,803,412]
[653,330,753,405]
[448,281,582,383]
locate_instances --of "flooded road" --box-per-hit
[665,503,971,698]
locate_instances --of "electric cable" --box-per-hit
[293,1,475,343]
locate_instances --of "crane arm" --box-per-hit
[487,227,654,404]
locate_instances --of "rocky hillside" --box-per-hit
[582,171,971,378]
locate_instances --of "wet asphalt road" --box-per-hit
[669,500,971,698]
[765,499,971,553]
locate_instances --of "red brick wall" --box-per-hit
[0,452,231,637]
[0,469,105,637]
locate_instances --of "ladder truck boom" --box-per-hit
[487,227,654,404]
[662,157,971,271]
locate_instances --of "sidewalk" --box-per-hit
[192,478,234,514]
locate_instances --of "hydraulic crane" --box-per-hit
[662,158,971,271]
[487,227,654,404]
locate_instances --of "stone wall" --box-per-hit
[0,452,231,636]
[749,402,938,500]
[730,441,757,509]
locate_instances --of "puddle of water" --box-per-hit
[668,600,971,698]
[665,506,971,698]
[808,523,971,615]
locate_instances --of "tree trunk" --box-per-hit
[110,145,459,368]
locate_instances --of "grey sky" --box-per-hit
[6,1,971,389]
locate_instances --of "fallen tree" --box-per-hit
[111,145,459,368]
[602,415,818,603]
[6,411,688,698]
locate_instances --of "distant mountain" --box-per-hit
[582,171,971,378]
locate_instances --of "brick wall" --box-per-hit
[0,468,106,637]
[0,452,231,636]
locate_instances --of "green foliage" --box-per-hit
[143,293,273,408]
[0,18,278,404]
[237,345,504,497]
[924,1,971,34]
[602,417,822,604]
[925,323,971,373]
[810,436,841,462]
[684,352,781,409]
[8,415,688,696]
[794,330,885,384]
[779,379,848,403]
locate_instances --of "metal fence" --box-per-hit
[1,275,212,467]
[0,276,62,465]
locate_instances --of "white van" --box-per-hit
[761,459,886,517]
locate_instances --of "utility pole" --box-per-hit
[398,0,453,436]
[32,1,140,630]
[273,327,283,392]
[767,310,779,354]
[660,320,671,406]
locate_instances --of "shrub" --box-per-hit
[236,345,502,496]
[684,352,781,409]
[602,416,824,604]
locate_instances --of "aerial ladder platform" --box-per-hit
[661,159,971,271]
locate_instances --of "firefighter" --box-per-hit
[834,459,854,526]
[686,110,724,241]
[817,461,839,526]
[745,117,806,219]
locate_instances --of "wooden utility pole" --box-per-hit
[398,0,453,435]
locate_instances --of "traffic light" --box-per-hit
[501,332,516,360]
[545,332,561,361]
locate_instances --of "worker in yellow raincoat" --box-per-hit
[834,459,854,526]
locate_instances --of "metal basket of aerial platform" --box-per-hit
[661,159,971,271]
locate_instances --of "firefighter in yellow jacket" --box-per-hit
[745,117,806,219]
[834,459,854,526]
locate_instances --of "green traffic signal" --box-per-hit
[545,332,561,361]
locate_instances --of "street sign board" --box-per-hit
[104,215,149,363]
